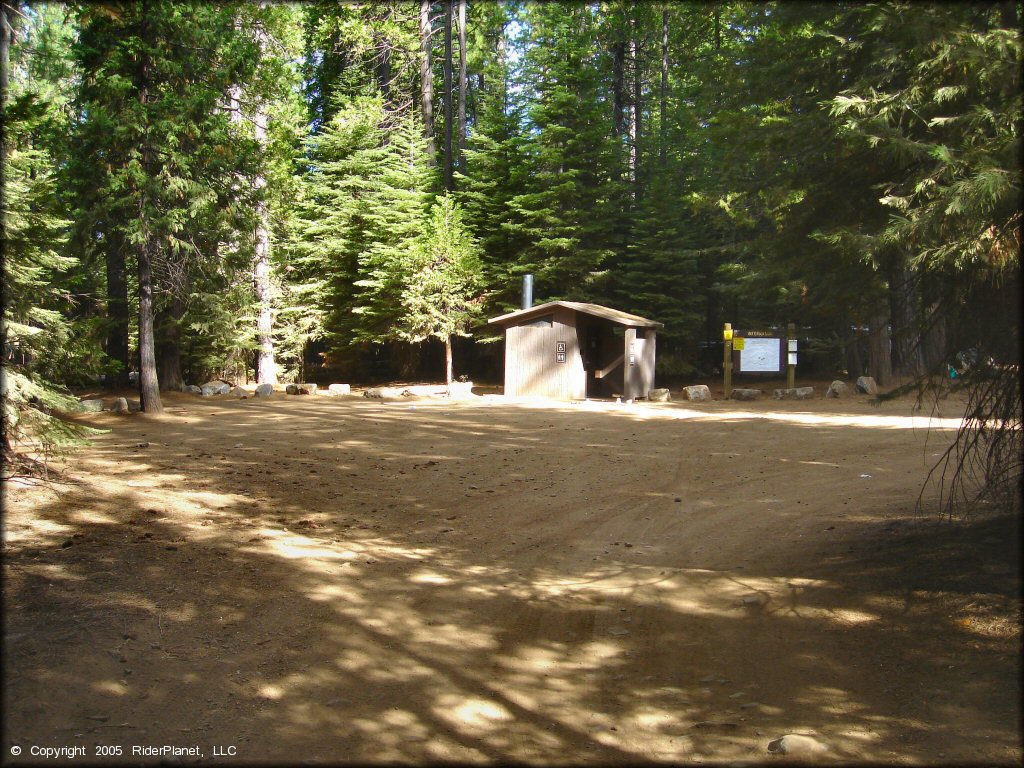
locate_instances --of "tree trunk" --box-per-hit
[1,1,11,138]
[394,341,421,380]
[890,268,923,380]
[445,337,453,385]
[1000,1,1018,31]
[137,6,162,413]
[2,4,12,443]
[714,5,721,50]
[443,0,454,190]
[457,0,467,172]
[918,294,948,376]
[252,25,277,385]
[420,0,435,165]
[254,220,277,384]
[498,23,507,116]
[104,228,131,387]
[157,295,185,391]
[376,33,391,100]
[612,40,625,138]
[138,241,163,412]
[660,7,668,169]
[630,12,642,201]
[867,309,892,387]
[841,319,864,378]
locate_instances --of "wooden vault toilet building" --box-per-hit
[489,301,663,400]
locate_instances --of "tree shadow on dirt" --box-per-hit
[3,395,1020,764]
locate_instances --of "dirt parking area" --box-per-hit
[3,388,1021,764]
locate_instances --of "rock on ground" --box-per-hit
[773,386,814,400]
[200,381,230,396]
[231,387,249,399]
[78,399,104,412]
[731,388,761,401]
[855,376,878,395]
[364,386,406,399]
[326,383,351,396]
[285,384,303,395]
[255,383,273,397]
[447,381,475,399]
[682,385,711,402]
[767,734,831,757]
[649,388,671,402]
[108,397,130,414]
[825,380,848,398]
[300,383,318,395]
[182,385,203,395]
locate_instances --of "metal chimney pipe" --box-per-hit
[522,274,534,310]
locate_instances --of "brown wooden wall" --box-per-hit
[624,328,657,400]
[504,306,586,399]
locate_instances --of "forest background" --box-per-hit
[2,2,1020,452]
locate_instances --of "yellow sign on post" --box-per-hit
[732,337,745,351]
[723,323,733,398]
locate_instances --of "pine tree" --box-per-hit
[300,97,432,358]
[70,1,261,410]
[454,0,529,318]
[401,193,482,384]
[2,1,99,467]
[506,3,620,303]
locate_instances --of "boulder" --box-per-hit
[300,383,318,395]
[182,384,203,395]
[200,381,230,396]
[285,383,303,395]
[772,386,814,400]
[254,383,273,398]
[326,383,351,396]
[767,734,830,757]
[855,375,878,395]
[364,386,405,399]
[730,388,761,401]
[648,388,671,402]
[825,380,848,399]
[682,385,712,402]
[108,397,130,414]
[126,399,141,413]
[79,399,105,413]
[447,381,475,399]
[231,387,249,399]
[128,371,139,385]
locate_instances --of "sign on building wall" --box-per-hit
[555,341,566,363]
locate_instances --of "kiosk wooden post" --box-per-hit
[786,322,796,390]
[723,323,733,398]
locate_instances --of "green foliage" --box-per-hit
[2,3,101,461]
[831,3,1021,332]
[401,193,483,346]
[300,97,432,354]
[454,1,529,324]
[303,1,420,129]
[505,3,619,303]
[7,1,1020,424]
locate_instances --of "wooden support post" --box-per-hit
[723,322,733,398]
[787,322,796,390]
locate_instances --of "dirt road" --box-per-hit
[3,389,1020,764]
